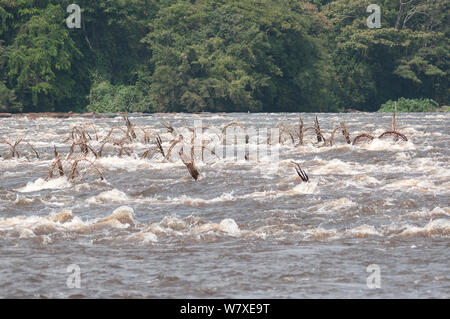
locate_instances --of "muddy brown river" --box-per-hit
[0,112,449,298]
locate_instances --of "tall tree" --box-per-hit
[2,4,84,111]
[323,0,449,110]
[144,0,339,112]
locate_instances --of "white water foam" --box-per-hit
[17,177,72,193]
[86,189,130,204]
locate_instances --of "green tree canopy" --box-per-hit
[323,0,449,110]
[0,0,448,113]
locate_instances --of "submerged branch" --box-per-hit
[291,161,309,182]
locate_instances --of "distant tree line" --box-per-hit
[0,0,448,113]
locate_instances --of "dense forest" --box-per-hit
[0,0,448,113]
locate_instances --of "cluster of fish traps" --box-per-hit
[0,111,407,183]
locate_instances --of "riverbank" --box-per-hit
[0,107,448,119]
[0,112,132,119]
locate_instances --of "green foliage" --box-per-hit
[323,0,449,111]
[74,0,154,84]
[0,0,14,38]
[2,4,84,111]
[378,97,440,112]
[0,81,22,112]
[0,0,448,113]
[87,80,149,113]
[144,0,339,112]
[144,1,269,112]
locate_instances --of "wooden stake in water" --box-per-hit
[392,102,398,132]
[292,161,309,182]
